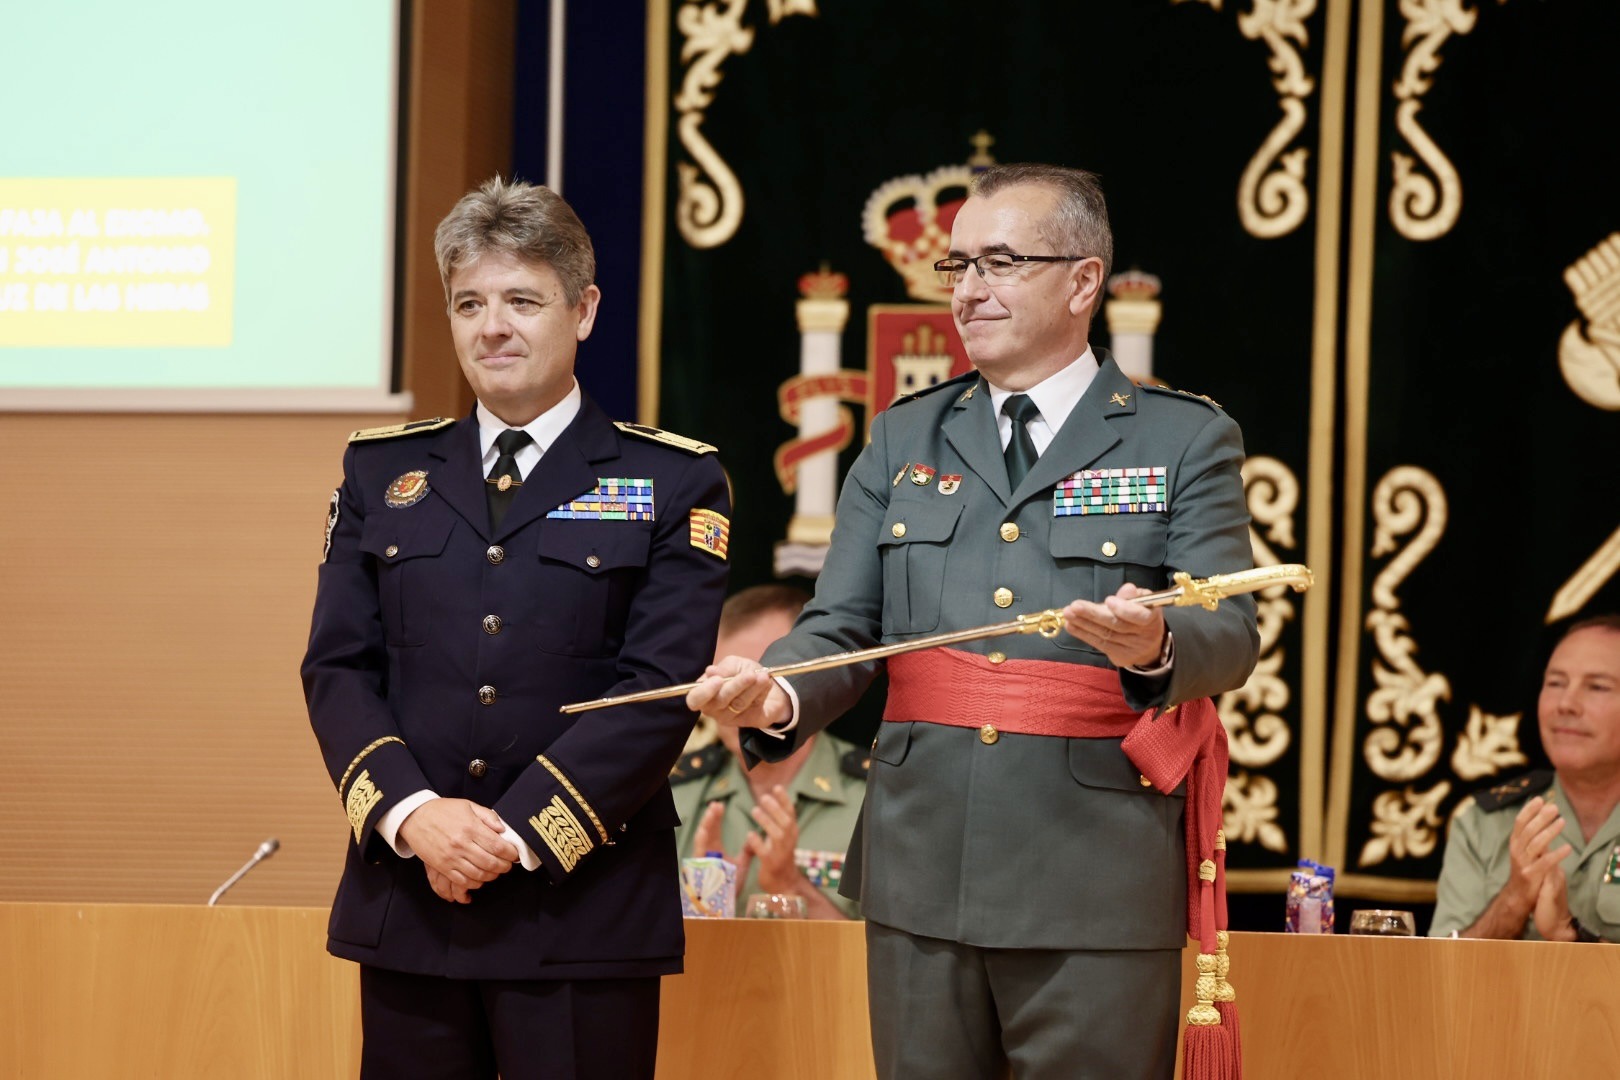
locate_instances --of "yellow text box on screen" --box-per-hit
[0,178,236,347]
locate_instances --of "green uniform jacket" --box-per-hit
[1431,773,1620,938]
[672,734,865,919]
[743,354,1259,950]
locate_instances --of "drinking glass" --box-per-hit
[1348,909,1416,936]
[745,893,807,919]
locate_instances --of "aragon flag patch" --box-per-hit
[688,509,730,560]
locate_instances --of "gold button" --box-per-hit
[468,759,488,779]
[1101,540,1118,558]
[993,587,1013,608]
[1139,774,1153,788]
[999,522,1020,543]
[477,685,497,706]
[586,554,602,568]
[482,615,502,635]
[891,522,907,538]
[384,544,399,558]
[979,724,999,745]
[987,651,1006,665]
[486,545,506,565]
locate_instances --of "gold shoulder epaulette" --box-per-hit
[1473,769,1555,812]
[894,370,979,409]
[1142,383,1224,410]
[348,417,455,443]
[614,421,716,455]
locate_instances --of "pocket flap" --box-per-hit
[538,522,652,572]
[1068,738,1186,796]
[870,721,915,766]
[358,515,455,562]
[1050,515,1168,565]
[877,502,964,547]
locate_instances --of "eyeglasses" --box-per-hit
[934,253,1090,286]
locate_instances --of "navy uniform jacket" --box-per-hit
[302,393,730,980]
[744,354,1258,950]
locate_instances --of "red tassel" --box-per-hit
[1214,837,1243,1077]
[1215,1000,1242,1074]
[1182,1022,1234,1080]
[1183,948,1233,1080]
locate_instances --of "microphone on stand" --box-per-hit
[208,838,280,906]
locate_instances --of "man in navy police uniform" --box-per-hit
[302,177,731,1079]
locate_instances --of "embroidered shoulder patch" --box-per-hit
[689,509,730,560]
[614,421,716,455]
[321,486,341,563]
[348,417,454,443]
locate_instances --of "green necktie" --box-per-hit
[1002,394,1041,489]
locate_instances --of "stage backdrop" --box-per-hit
[640,0,1620,902]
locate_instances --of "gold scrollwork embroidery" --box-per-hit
[1364,466,1449,782]
[1548,233,1620,622]
[531,795,594,873]
[1173,0,1317,238]
[346,769,384,843]
[1222,769,1289,852]
[1359,781,1450,867]
[1451,704,1527,781]
[673,0,818,249]
[1235,0,1317,238]
[1389,0,1483,242]
[1219,456,1299,771]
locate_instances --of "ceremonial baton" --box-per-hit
[559,563,1314,715]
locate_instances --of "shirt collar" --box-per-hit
[984,347,1099,434]
[475,379,582,459]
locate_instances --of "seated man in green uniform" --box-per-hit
[1431,614,1620,942]
[672,585,864,920]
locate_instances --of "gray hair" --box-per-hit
[970,163,1114,292]
[433,176,596,305]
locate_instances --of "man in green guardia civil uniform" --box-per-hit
[687,164,1260,1080]
[1432,615,1620,942]
[672,585,864,920]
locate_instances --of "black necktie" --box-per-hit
[486,428,533,532]
[1002,394,1041,489]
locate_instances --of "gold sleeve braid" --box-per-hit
[530,795,594,872]
[346,771,384,842]
[338,736,405,796]
[537,755,610,844]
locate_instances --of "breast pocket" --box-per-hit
[1049,515,1169,654]
[359,515,456,646]
[876,502,963,635]
[535,523,652,656]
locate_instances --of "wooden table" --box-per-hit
[4,904,1618,1078]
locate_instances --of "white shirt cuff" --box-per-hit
[376,790,439,857]
[754,676,802,740]
[503,824,542,871]
[1124,630,1176,677]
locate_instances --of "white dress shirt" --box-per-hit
[374,382,586,870]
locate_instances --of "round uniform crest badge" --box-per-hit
[384,470,430,508]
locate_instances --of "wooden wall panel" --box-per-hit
[0,415,401,906]
[399,0,517,422]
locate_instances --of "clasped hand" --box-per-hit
[399,798,519,905]
[1506,796,1577,940]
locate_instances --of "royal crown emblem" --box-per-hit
[861,133,996,302]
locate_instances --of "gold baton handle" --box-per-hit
[557,563,1314,715]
